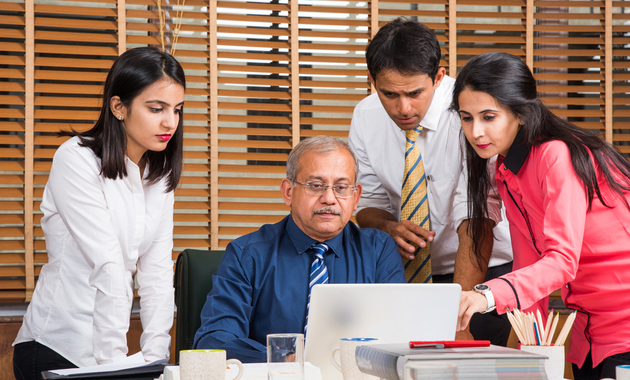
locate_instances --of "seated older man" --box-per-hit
[193,135,405,362]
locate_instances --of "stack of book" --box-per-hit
[355,343,549,380]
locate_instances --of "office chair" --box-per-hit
[174,249,224,363]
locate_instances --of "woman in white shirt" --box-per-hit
[12,47,185,380]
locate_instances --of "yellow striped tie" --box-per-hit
[401,127,432,283]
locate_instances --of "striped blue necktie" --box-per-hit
[304,242,329,335]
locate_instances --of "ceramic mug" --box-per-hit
[179,349,244,380]
[331,338,379,380]
[617,365,630,380]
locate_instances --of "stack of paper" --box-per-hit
[355,343,549,380]
[42,353,170,379]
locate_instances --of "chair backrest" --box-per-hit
[174,249,224,363]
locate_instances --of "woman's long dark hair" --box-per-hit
[451,52,630,262]
[60,47,185,192]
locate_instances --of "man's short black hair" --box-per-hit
[366,17,442,82]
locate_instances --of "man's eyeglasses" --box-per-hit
[292,180,358,198]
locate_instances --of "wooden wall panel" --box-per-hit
[611,1,630,154]
[213,0,292,248]
[379,0,450,70]
[295,1,370,139]
[0,317,22,377]
[455,1,527,70]
[0,0,27,301]
[534,1,607,132]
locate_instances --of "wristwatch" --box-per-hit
[473,284,496,314]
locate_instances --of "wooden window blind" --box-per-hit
[1,0,28,301]
[0,0,628,302]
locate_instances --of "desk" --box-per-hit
[161,362,323,380]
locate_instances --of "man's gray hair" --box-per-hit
[286,135,358,182]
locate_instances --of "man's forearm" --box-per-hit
[356,207,397,232]
[453,220,493,291]
[195,330,266,363]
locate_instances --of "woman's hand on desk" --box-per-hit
[457,291,487,332]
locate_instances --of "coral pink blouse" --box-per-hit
[487,133,630,367]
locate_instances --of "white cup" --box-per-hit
[519,345,564,380]
[331,338,380,380]
[404,362,458,380]
[617,365,630,380]
[179,349,244,380]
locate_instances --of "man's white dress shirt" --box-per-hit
[348,75,513,275]
[14,137,175,367]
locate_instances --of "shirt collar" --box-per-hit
[124,156,148,182]
[502,128,530,175]
[417,79,447,131]
[286,214,342,257]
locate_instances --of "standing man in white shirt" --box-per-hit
[348,17,514,345]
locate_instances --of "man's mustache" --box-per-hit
[313,207,341,215]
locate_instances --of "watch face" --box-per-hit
[475,284,489,292]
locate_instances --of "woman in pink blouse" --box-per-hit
[454,52,630,379]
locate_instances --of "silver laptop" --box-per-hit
[304,283,461,380]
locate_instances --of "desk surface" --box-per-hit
[162,362,323,380]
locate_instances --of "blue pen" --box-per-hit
[533,321,542,345]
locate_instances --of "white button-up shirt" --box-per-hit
[14,137,175,367]
[348,75,513,275]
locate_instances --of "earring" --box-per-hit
[118,115,122,121]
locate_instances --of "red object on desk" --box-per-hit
[409,340,491,349]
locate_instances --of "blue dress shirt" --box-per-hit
[193,214,405,362]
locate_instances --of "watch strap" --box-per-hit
[483,287,496,314]
[473,284,496,314]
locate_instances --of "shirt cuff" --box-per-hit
[485,278,518,314]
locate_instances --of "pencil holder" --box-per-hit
[520,345,564,380]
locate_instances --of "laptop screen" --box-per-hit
[304,283,461,380]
